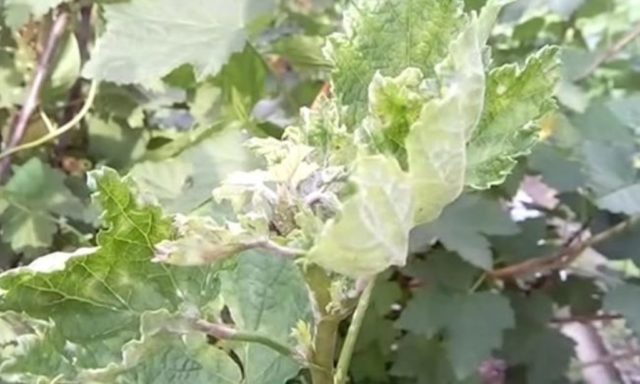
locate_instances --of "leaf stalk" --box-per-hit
[193,319,303,362]
[334,277,375,384]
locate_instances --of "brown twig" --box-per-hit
[490,215,640,280]
[0,8,70,182]
[551,314,623,324]
[579,349,640,369]
[576,23,640,81]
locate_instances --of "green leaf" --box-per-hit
[571,101,635,144]
[78,310,242,383]
[503,294,574,384]
[603,283,640,334]
[270,35,333,76]
[390,336,460,384]
[220,252,310,383]
[0,158,86,251]
[581,140,640,215]
[528,143,586,192]
[0,168,223,380]
[330,0,465,120]
[46,32,81,97]
[466,46,560,189]
[0,62,24,109]
[397,290,514,379]
[582,141,636,195]
[591,212,640,263]
[214,45,270,121]
[87,115,148,169]
[607,95,640,134]
[548,276,603,316]
[403,250,478,292]
[83,0,275,84]
[3,0,64,29]
[413,194,519,269]
[130,127,256,214]
[597,184,640,215]
[307,155,414,278]
[491,218,555,263]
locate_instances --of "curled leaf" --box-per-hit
[153,215,252,266]
[307,155,414,278]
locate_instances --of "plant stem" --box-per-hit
[0,8,70,182]
[310,315,340,384]
[551,314,622,324]
[0,81,98,161]
[490,215,640,279]
[579,349,640,369]
[469,273,487,293]
[193,319,302,361]
[334,278,375,384]
[304,266,339,384]
[576,23,640,81]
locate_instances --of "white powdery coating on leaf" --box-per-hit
[15,247,98,274]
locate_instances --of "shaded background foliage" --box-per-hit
[0,0,640,383]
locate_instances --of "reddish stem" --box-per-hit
[0,9,70,182]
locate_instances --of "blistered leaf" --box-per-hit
[0,168,223,380]
[298,97,356,166]
[307,155,414,278]
[0,317,76,383]
[213,170,273,218]
[220,252,310,383]
[466,46,560,189]
[78,310,242,383]
[407,2,502,224]
[153,215,252,266]
[0,158,86,251]
[364,68,427,166]
[397,290,514,379]
[330,0,465,120]
[268,144,318,188]
[83,0,276,84]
